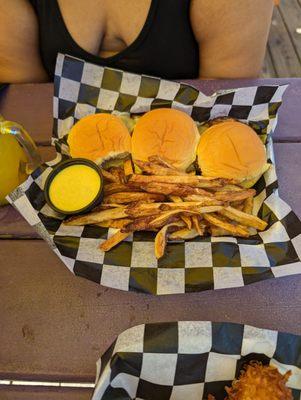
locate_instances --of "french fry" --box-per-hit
[125,202,222,218]
[96,218,132,229]
[243,197,254,214]
[210,226,233,236]
[214,189,256,202]
[155,225,170,259]
[124,159,133,177]
[169,228,199,240]
[212,184,243,192]
[140,182,194,196]
[64,207,127,226]
[125,202,163,217]
[104,183,133,195]
[219,206,267,231]
[231,201,245,211]
[140,182,217,198]
[135,159,186,176]
[109,167,126,184]
[148,155,180,170]
[181,216,192,229]
[169,195,192,229]
[154,221,184,259]
[104,192,165,204]
[129,174,225,188]
[149,210,198,229]
[100,230,132,252]
[122,216,158,232]
[101,169,119,183]
[182,194,222,205]
[169,195,182,203]
[192,216,205,236]
[92,203,124,212]
[203,213,250,237]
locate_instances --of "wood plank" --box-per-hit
[2,81,301,144]
[0,386,93,400]
[262,46,278,78]
[1,143,301,238]
[279,0,301,62]
[1,239,301,381]
[268,7,301,77]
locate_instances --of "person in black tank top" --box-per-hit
[29,0,199,80]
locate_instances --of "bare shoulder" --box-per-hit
[191,0,275,78]
[0,0,48,83]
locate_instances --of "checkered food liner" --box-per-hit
[91,321,301,399]
[8,53,301,294]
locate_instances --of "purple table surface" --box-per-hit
[1,82,301,384]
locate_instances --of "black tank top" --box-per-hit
[29,0,199,80]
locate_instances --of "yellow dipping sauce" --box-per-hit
[49,164,101,212]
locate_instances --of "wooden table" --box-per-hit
[1,79,301,400]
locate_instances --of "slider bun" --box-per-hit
[67,113,131,164]
[132,108,199,171]
[197,120,268,187]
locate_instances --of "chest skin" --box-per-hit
[57,0,200,58]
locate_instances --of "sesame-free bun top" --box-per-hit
[132,108,199,171]
[197,120,268,188]
[67,113,131,164]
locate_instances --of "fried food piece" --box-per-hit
[135,159,186,176]
[104,183,133,195]
[219,206,267,231]
[64,207,127,225]
[192,215,205,236]
[204,213,250,237]
[125,202,222,218]
[169,227,200,240]
[122,216,159,232]
[109,167,126,184]
[183,194,222,205]
[141,182,195,196]
[181,215,192,229]
[141,182,217,198]
[231,201,245,211]
[169,196,192,228]
[92,203,123,211]
[243,196,254,214]
[100,230,132,252]
[212,184,244,192]
[148,155,180,170]
[101,169,120,183]
[214,189,256,202]
[155,221,184,259]
[149,210,198,229]
[225,362,293,400]
[210,226,233,236]
[104,192,165,204]
[96,218,132,229]
[129,174,227,188]
[123,158,133,177]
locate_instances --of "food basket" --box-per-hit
[7,53,301,294]
[91,321,301,399]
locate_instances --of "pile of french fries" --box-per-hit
[65,156,267,259]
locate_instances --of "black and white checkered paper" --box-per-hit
[92,321,301,400]
[8,54,301,294]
